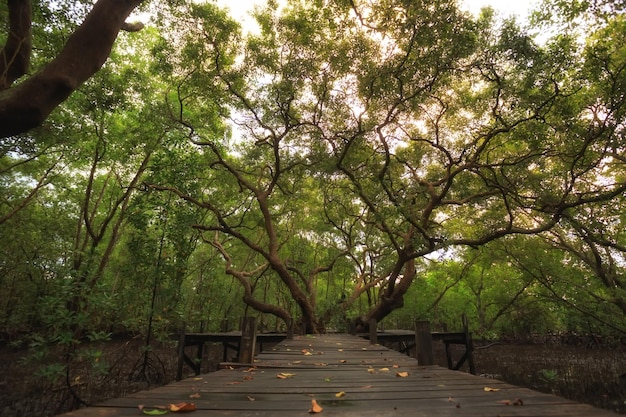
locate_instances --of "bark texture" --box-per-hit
[0,0,142,138]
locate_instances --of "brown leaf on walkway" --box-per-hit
[309,399,323,413]
[497,399,511,405]
[335,391,346,398]
[243,375,254,380]
[189,393,201,399]
[513,398,524,406]
[247,396,256,402]
[396,371,409,378]
[169,402,197,412]
[226,381,241,385]
[484,386,500,392]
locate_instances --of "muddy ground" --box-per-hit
[1,336,625,416]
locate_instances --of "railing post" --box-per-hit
[415,320,434,366]
[348,320,357,335]
[238,316,257,364]
[369,318,378,344]
[176,322,186,381]
[462,314,476,375]
[286,317,294,340]
[220,318,229,332]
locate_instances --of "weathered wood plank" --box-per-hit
[57,334,617,417]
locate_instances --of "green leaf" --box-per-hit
[142,409,168,415]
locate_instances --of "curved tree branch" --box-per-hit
[0,0,143,138]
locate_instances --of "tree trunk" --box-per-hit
[352,257,416,332]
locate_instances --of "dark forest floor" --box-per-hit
[0,335,625,416]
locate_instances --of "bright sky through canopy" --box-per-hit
[215,0,539,32]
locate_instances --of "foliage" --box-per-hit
[0,0,625,378]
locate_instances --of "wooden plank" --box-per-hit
[57,334,618,417]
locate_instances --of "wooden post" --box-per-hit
[369,318,378,344]
[220,318,229,332]
[286,318,294,340]
[176,323,186,381]
[462,314,476,375]
[238,316,257,364]
[348,320,357,335]
[415,320,434,366]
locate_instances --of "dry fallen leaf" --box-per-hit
[367,368,376,374]
[277,372,296,379]
[335,391,346,398]
[392,364,399,368]
[189,393,201,399]
[339,359,347,363]
[226,381,241,385]
[309,399,323,413]
[243,375,254,381]
[497,399,511,405]
[514,398,524,406]
[169,402,197,412]
[484,386,500,392]
[396,371,409,378]
[379,368,390,372]
[247,396,256,402]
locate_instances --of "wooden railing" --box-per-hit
[176,317,475,380]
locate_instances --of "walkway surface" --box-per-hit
[59,334,616,416]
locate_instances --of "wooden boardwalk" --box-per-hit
[59,334,616,416]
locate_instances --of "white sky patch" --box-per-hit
[461,0,538,19]
[214,0,539,32]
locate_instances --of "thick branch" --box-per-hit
[0,0,142,138]
[1,0,31,89]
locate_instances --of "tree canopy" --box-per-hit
[1,0,625,348]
